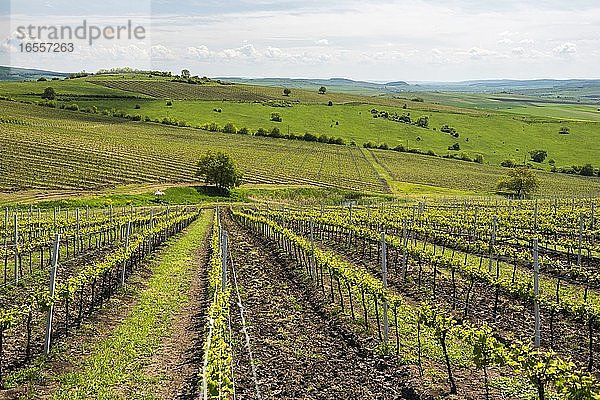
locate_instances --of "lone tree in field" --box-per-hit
[283,87,291,96]
[529,149,547,163]
[41,87,56,100]
[497,167,539,198]
[181,69,191,79]
[196,151,242,193]
[318,86,327,94]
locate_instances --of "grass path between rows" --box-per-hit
[50,210,212,400]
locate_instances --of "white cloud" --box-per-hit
[151,44,174,60]
[553,42,577,56]
[498,38,513,45]
[220,43,259,59]
[186,45,211,59]
[315,39,329,45]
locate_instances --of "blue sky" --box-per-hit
[2,0,599,81]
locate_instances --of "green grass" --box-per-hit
[51,210,212,399]
[20,186,233,209]
[18,95,599,169]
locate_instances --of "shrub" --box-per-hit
[580,164,595,176]
[238,127,249,135]
[529,149,547,163]
[41,87,56,100]
[166,100,173,106]
[474,154,484,164]
[448,143,460,151]
[270,112,282,122]
[64,103,79,111]
[559,126,570,134]
[222,122,237,134]
[415,115,429,128]
[256,127,268,136]
[411,97,424,102]
[500,159,517,168]
[270,127,282,138]
[134,104,141,109]
[37,77,47,82]
[328,101,333,106]
[303,133,318,142]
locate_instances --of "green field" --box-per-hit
[1,74,600,200]
[1,75,598,171]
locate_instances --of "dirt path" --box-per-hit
[223,213,418,400]
[144,216,212,400]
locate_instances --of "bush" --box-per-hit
[378,143,389,150]
[41,87,56,100]
[134,104,141,109]
[448,143,460,151]
[500,159,517,168]
[37,77,47,82]
[580,164,595,176]
[415,115,429,128]
[222,122,237,134]
[270,127,282,138]
[64,103,79,111]
[256,127,268,136]
[303,133,318,142]
[270,112,282,122]
[411,97,424,102]
[529,149,547,163]
[283,88,291,96]
[238,127,249,135]
[474,154,484,164]
[166,100,173,106]
[559,126,570,134]
[327,101,333,106]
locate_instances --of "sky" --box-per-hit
[1,0,600,81]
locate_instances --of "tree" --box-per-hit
[415,115,429,128]
[580,164,595,176]
[497,167,539,197]
[283,88,291,96]
[41,87,56,100]
[529,149,547,163]
[318,86,327,94]
[196,151,242,193]
[181,69,190,79]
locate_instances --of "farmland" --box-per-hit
[2,72,600,399]
[2,75,600,172]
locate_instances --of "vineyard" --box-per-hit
[92,80,278,101]
[0,204,199,386]
[0,100,388,193]
[2,198,600,398]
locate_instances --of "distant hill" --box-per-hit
[218,76,600,98]
[217,77,409,95]
[0,66,69,81]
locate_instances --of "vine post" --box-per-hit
[13,213,18,285]
[533,238,541,348]
[381,232,389,343]
[121,221,131,285]
[44,234,61,355]
[310,217,317,283]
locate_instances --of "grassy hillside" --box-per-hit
[1,98,600,197]
[0,100,387,193]
[1,74,600,198]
